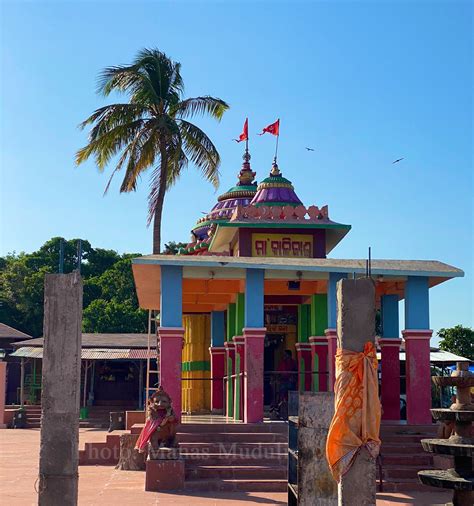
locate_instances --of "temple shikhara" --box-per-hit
[131,148,464,426]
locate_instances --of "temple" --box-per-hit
[131,151,464,425]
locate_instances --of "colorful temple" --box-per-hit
[131,150,464,425]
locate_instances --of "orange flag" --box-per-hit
[234,118,248,142]
[258,119,280,136]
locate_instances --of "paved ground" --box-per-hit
[0,429,450,505]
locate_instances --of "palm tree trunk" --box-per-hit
[152,148,168,254]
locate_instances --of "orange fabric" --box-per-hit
[326,341,381,482]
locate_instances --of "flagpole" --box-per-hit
[274,134,279,162]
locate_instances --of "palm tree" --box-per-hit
[76,48,229,253]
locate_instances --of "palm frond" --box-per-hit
[173,96,229,120]
[179,120,221,188]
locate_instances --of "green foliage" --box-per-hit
[438,325,474,361]
[162,241,187,255]
[0,238,146,336]
[76,48,229,253]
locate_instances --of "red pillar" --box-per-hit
[233,336,245,420]
[309,336,328,392]
[0,361,6,428]
[402,330,433,425]
[379,338,402,421]
[295,343,312,391]
[325,328,338,390]
[209,346,225,414]
[243,327,266,423]
[158,327,184,422]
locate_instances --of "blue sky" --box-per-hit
[1,1,472,340]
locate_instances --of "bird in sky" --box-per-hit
[305,147,315,151]
[392,157,404,164]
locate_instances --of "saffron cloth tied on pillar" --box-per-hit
[326,341,381,482]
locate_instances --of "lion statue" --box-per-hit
[135,386,178,457]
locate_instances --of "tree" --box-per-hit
[76,48,229,254]
[438,325,474,361]
[0,238,146,336]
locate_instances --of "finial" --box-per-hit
[270,158,281,177]
[237,148,256,186]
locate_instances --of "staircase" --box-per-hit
[24,405,42,428]
[379,424,438,492]
[179,423,287,492]
[80,402,138,429]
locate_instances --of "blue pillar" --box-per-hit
[245,269,264,327]
[211,311,225,347]
[405,276,430,329]
[327,272,348,328]
[381,295,400,338]
[160,265,183,327]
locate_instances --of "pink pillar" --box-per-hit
[158,327,184,422]
[402,329,433,425]
[0,361,6,428]
[243,327,266,423]
[295,343,312,391]
[325,328,338,390]
[309,336,328,392]
[379,338,402,421]
[233,336,245,420]
[209,346,225,413]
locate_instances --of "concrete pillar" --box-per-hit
[39,272,82,506]
[159,266,183,422]
[0,361,6,428]
[336,278,378,505]
[244,268,266,423]
[326,273,347,389]
[380,294,401,421]
[295,343,312,392]
[403,276,432,425]
[233,335,245,420]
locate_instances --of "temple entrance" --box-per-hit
[263,305,298,408]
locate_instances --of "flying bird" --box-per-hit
[392,157,404,164]
[305,147,315,151]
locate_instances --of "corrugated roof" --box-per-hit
[10,346,158,360]
[0,323,32,340]
[13,333,150,349]
[375,350,470,363]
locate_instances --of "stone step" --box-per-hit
[381,434,435,443]
[185,465,286,480]
[380,424,437,434]
[181,452,287,466]
[183,478,287,492]
[380,480,428,492]
[381,443,424,454]
[381,454,433,466]
[384,467,429,480]
[180,423,288,434]
[177,432,287,443]
[178,442,288,453]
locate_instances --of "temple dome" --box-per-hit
[191,152,258,242]
[250,161,302,207]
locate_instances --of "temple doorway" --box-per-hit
[263,305,298,407]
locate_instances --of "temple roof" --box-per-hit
[250,161,302,207]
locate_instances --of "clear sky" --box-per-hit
[1,1,472,341]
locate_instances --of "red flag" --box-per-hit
[258,119,280,136]
[234,118,248,142]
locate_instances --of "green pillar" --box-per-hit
[235,293,245,336]
[310,294,328,336]
[234,353,241,419]
[227,303,236,341]
[298,304,311,343]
